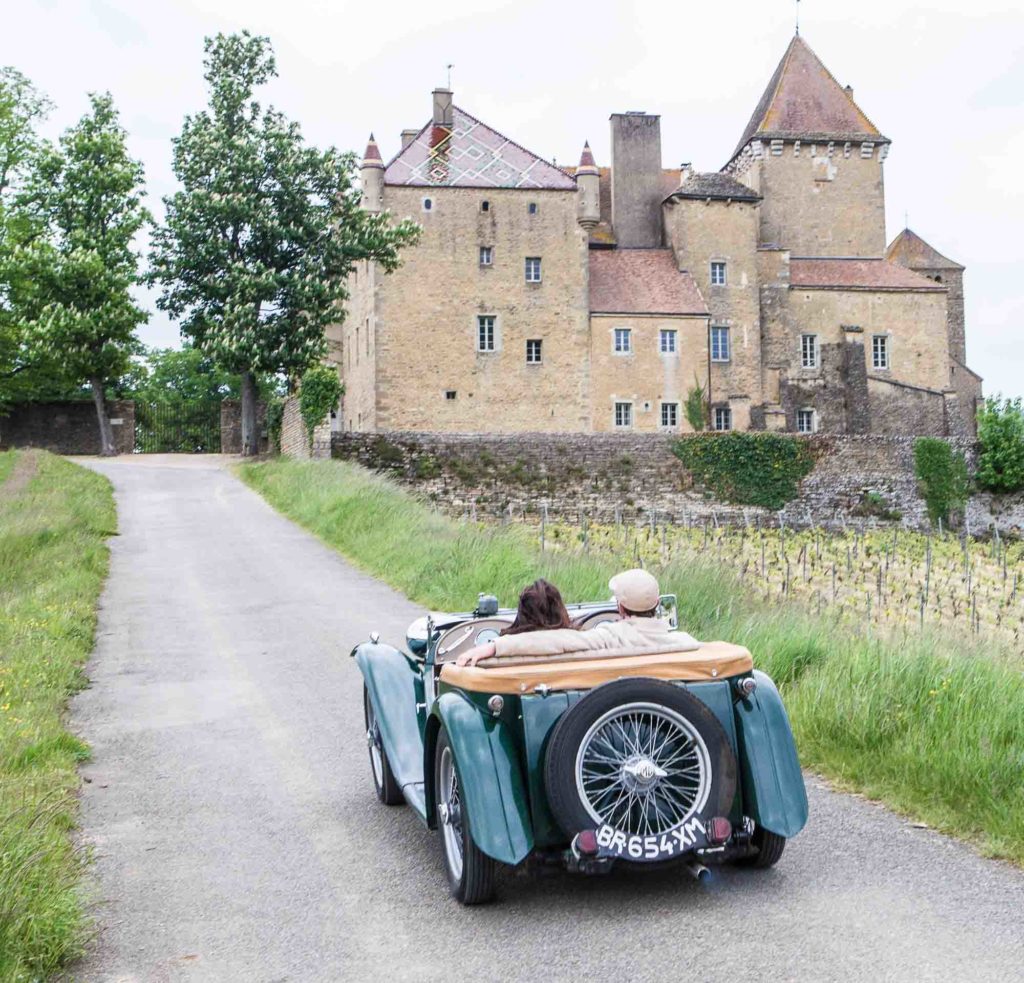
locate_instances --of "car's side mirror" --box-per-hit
[658,594,678,630]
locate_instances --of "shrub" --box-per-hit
[913,437,969,525]
[672,432,814,509]
[976,396,1024,493]
[684,376,708,432]
[298,365,344,446]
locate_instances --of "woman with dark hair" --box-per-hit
[456,579,574,665]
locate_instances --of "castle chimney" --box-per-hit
[680,162,694,183]
[432,88,453,128]
[575,140,600,230]
[610,112,663,248]
[360,133,384,213]
[400,128,419,149]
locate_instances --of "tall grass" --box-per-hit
[0,451,115,982]
[242,457,1024,864]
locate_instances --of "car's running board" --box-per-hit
[403,782,428,823]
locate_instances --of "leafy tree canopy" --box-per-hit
[975,396,1024,494]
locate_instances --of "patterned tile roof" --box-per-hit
[789,258,945,291]
[730,35,887,163]
[886,228,963,271]
[383,106,576,190]
[668,172,761,202]
[589,249,708,315]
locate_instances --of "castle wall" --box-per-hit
[589,314,707,432]
[332,258,379,431]
[750,143,887,257]
[663,198,763,409]
[371,185,590,432]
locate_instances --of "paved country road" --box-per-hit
[72,456,1024,983]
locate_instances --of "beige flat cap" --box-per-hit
[609,568,660,612]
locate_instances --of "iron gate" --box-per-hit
[135,401,221,453]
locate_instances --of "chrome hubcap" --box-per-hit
[575,702,711,837]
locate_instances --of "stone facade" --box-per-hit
[0,400,135,454]
[280,395,331,459]
[333,35,982,440]
[330,429,979,532]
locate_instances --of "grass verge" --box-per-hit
[240,457,1024,865]
[0,450,115,982]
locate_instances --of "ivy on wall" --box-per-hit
[913,437,969,525]
[671,433,815,510]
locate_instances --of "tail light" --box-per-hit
[575,829,599,856]
[708,816,733,844]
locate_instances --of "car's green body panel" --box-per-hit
[734,670,809,837]
[353,615,808,862]
[354,642,426,814]
[434,691,534,865]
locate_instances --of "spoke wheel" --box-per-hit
[575,703,712,837]
[363,686,403,805]
[434,727,496,904]
[544,678,736,858]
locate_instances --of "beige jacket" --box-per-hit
[492,617,700,660]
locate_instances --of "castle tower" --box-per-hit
[360,134,384,213]
[887,227,967,364]
[725,35,890,257]
[575,141,600,229]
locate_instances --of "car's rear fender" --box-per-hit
[428,691,534,866]
[734,670,809,838]
[353,642,425,793]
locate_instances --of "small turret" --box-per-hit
[360,134,384,213]
[576,140,600,230]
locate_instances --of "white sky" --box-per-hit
[9,0,1024,398]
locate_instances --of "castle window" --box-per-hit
[660,402,679,429]
[614,328,632,354]
[528,202,538,215]
[801,333,819,368]
[872,334,889,370]
[711,326,730,362]
[445,390,457,400]
[525,257,542,283]
[797,408,816,434]
[614,401,633,428]
[660,329,677,354]
[477,315,497,352]
[422,197,433,211]
[481,200,490,212]
[479,246,493,267]
[713,407,732,431]
[526,339,543,364]
[710,261,727,286]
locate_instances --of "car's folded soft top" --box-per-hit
[439,641,754,694]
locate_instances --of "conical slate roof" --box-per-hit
[729,35,888,163]
[362,133,384,167]
[886,228,963,271]
[383,106,576,190]
[576,141,598,175]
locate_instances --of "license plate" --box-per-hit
[595,817,709,862]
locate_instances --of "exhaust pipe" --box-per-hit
[685,859,711,883]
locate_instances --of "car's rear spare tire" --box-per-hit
[544,678,736,861]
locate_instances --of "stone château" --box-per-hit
[331,35,982,437]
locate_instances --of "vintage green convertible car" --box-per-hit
[352,594,808,904]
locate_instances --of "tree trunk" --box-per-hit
[241,370,259,456]
[90,376,118,457]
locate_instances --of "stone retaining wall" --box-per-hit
[0,400,136,454]
[330,430,981,531]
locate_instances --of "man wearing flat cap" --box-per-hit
[456,569,699,666]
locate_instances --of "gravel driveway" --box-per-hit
[72,455,1024,982]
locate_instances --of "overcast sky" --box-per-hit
[9,0,1023,398]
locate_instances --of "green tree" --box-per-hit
[149,31,419,455]
[0,67,56,404]
[684,375,708,431]
[298,363,344,446]
[976,396,1024,494]
[913,437,970,526]
[14,93,149,454]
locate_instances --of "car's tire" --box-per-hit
[544,678,736,848]
[434,727,496,905]
[737,826,786,868]
[363,686,404,806]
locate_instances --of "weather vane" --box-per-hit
[446,63,454,89]
[795,0,800,36]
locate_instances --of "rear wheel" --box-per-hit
[435,728,496,904]
[737,826,786,868]
[364,686,403,806]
